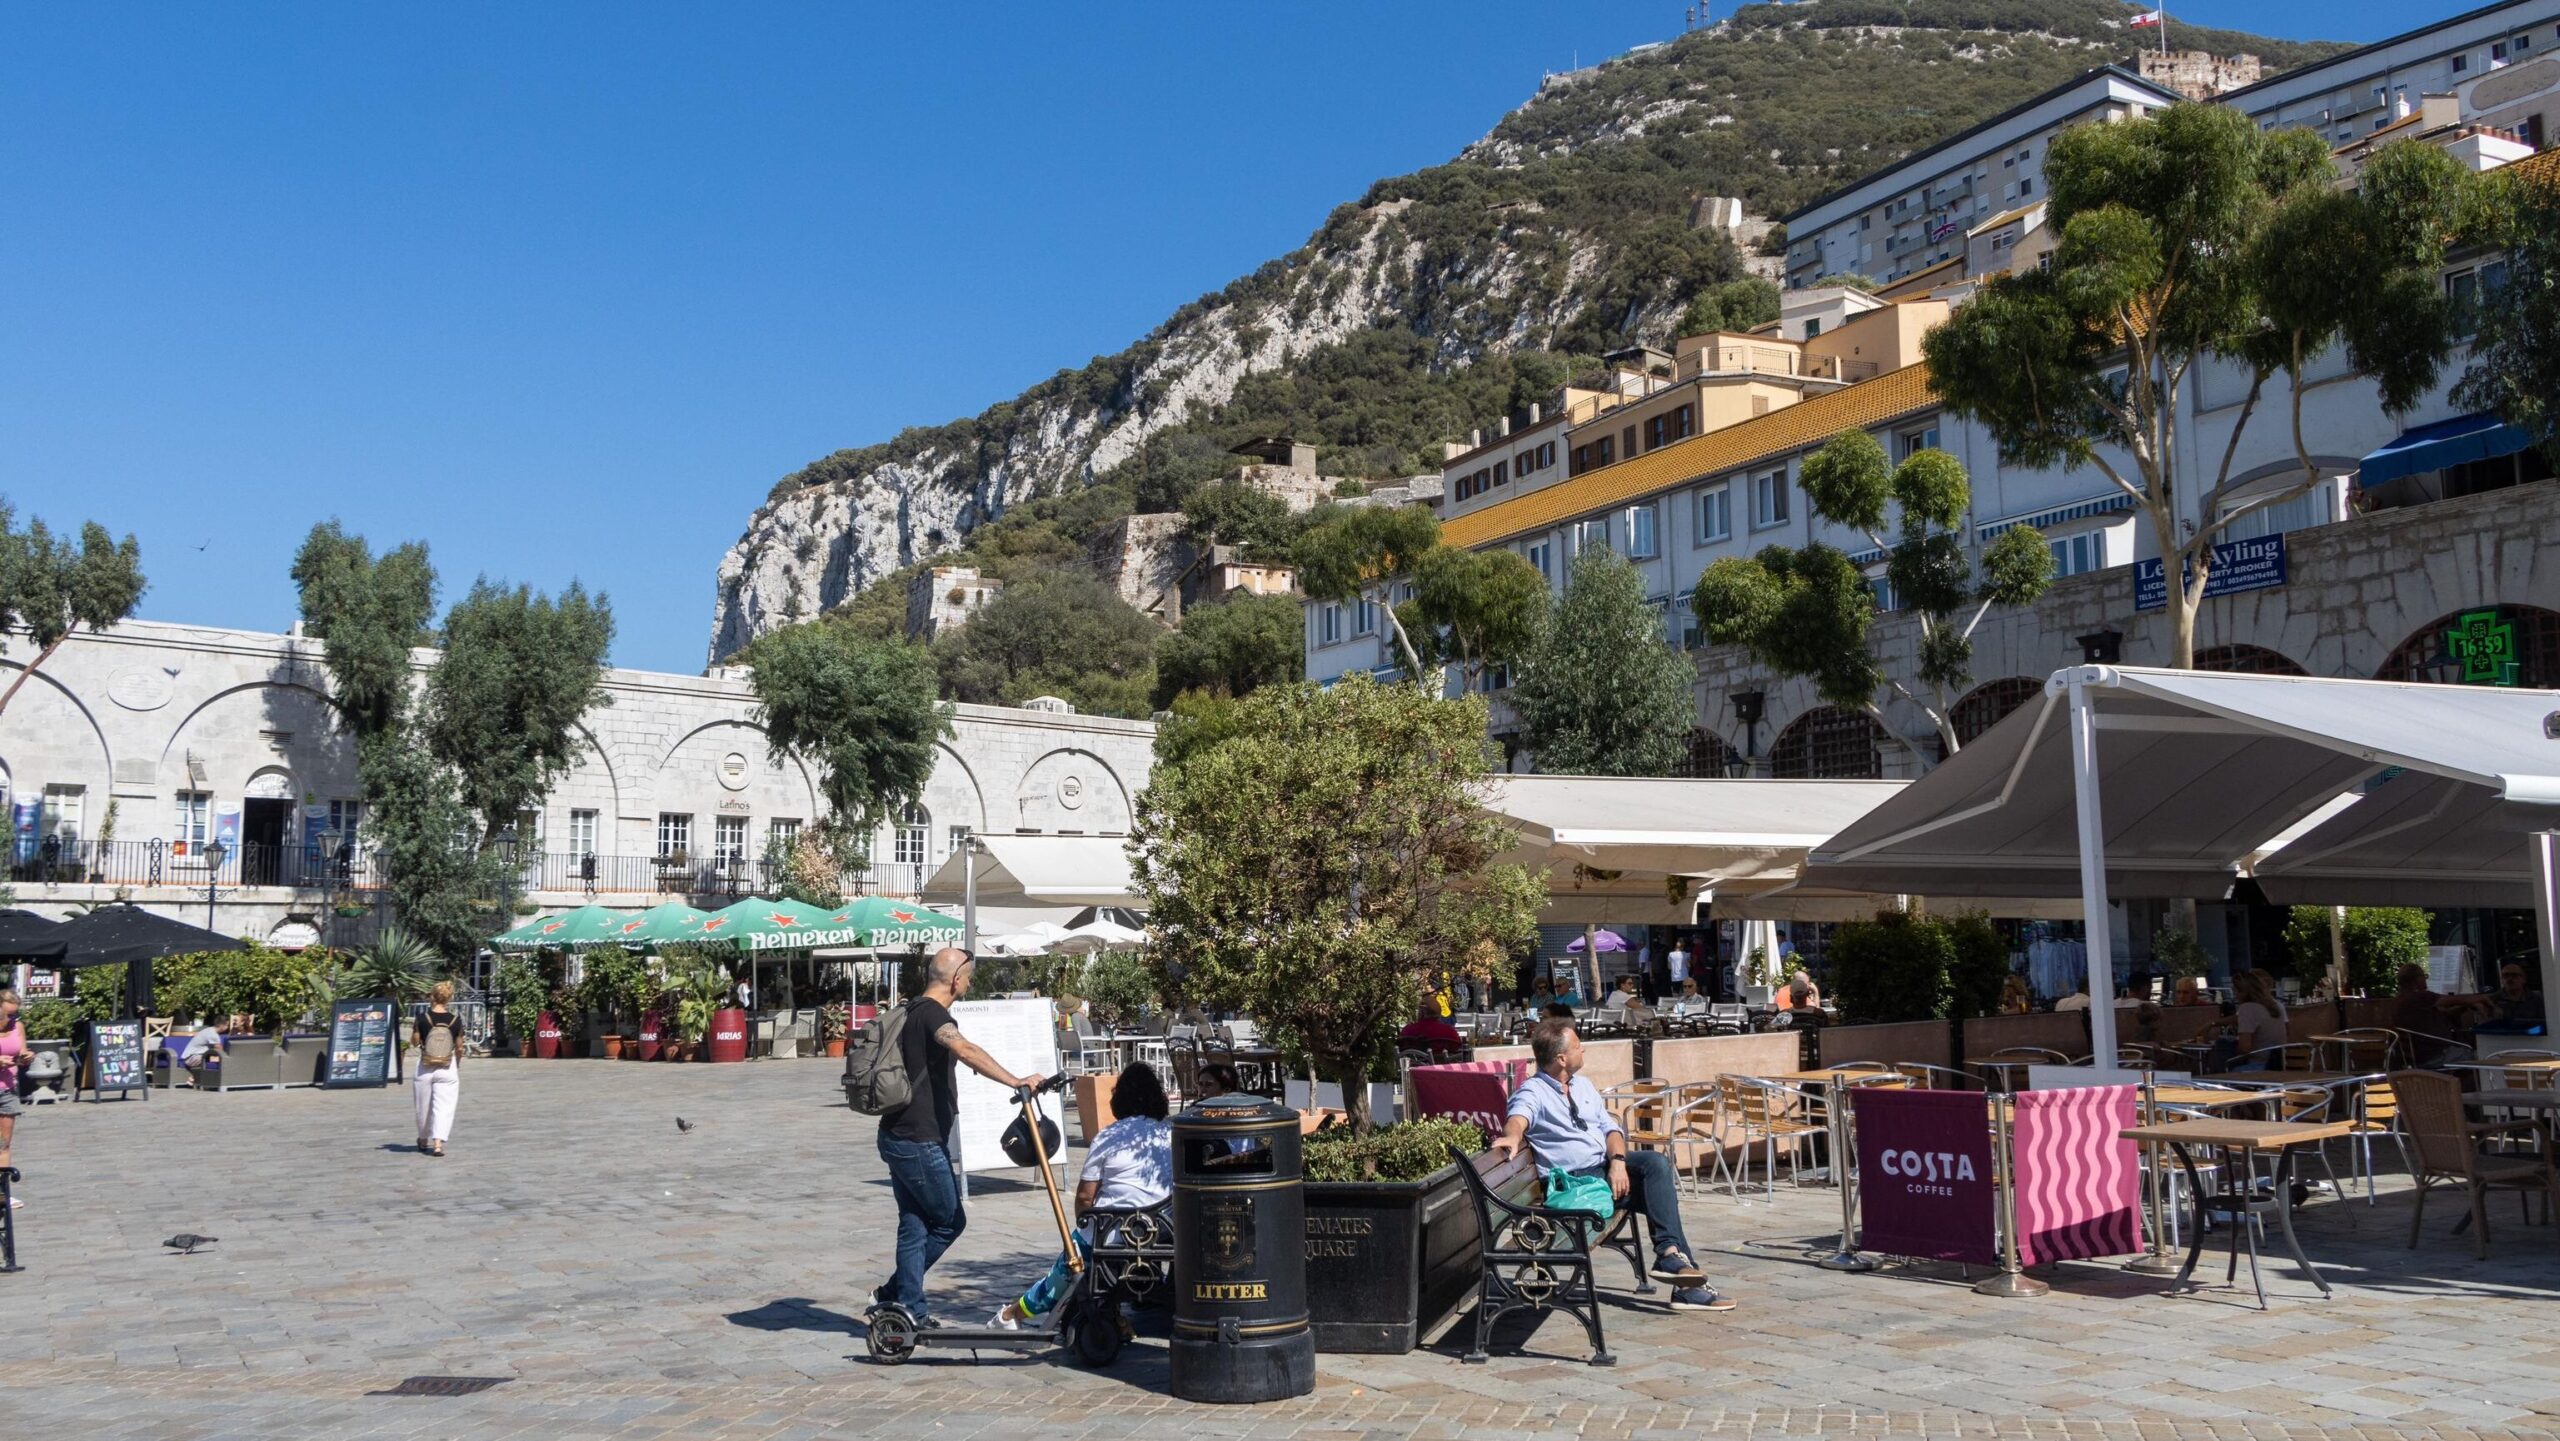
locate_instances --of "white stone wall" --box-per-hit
[0,621,1155,939]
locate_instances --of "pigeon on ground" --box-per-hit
[163,1233,218,1255]
[675,1117,694,1133]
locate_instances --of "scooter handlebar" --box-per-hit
[1014,1073,1071,1103]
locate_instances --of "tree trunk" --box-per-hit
[0,636,66,725]
[1338,1057,1374,1134]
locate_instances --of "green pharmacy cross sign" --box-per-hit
[2445,609,2522,686]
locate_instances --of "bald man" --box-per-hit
[872,947,1046,1328]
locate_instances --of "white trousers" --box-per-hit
[412,1065,459,1143]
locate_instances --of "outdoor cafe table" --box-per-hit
[2204,1070,2361,1088]
[2118,1117,2357,1310]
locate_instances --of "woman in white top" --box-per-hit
[2229,969,2290,1068]
[994,1061,1173,1328]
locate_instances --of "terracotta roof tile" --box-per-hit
[1439,363,1938,550]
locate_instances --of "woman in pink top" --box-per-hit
[0,985,24,1207]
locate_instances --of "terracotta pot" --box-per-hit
[602,1035,624,1061]
[825,1038,847,1058]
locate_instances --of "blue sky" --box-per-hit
[3,2,2411,673]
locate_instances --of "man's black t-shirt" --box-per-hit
[883,997,959,1145]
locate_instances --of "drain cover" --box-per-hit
[372,1376,513,1397]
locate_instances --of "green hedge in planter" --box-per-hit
[1303,1117,1484,1184]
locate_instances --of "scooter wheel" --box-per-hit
[1070,1307,1126,1367]
[866,1307,918,1365]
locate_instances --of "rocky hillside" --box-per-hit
[707,0,2345,663]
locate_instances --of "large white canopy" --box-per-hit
[1804,664,2560,1064]
[1483,774,1904,885]
[919,835,1135,908]
[1808,666,2560,903]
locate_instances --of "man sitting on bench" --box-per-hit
[1489,1017,1733,1312]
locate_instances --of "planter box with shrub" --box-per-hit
[1300,1117,1486,1354]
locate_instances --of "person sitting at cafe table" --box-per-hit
[1772,970,1821,1012]
[1601,977,1639,1015]
[1999,975,2034,1015]
[2171,976,2209,1007]
[1673,978,1705,1008]
[1491,1017,1730,1312]
[1398,1002,1463,1053]
[2388,963,2465,1065]
[2223,969,2290,1069]
[2452,961,2546,1031]
[1528,977,1555,1009]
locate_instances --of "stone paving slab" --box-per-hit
[2,1059,2558,1437]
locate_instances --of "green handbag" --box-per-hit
[1543,1165,1616,1219]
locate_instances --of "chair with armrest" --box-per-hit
[2393,1068,2557,1259]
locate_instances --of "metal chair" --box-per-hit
[1064,1014,1117,1075]
[1709,1075,1822,1200]
[1891,1062,1983,1090]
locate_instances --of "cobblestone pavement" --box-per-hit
[5,1059,2560,1439]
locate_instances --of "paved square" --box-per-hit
[4,1058,2558,1438]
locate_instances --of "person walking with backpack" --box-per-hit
[856,948,1044,1329]
[412,980,464,1157]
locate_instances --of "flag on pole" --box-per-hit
[2129,8,2163,25]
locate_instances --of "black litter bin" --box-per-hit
[1168,1093,1316,1403]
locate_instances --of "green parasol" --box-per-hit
[611,900,720,950]
[703,895,962,951]
[490,904,618,952]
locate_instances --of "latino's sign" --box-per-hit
[1851,1087,1997,1265]
[2133,532,2287,612]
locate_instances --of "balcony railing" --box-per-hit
[6,838,387,892]
[503,850,929,902]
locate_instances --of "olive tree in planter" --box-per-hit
[1132,676,1542,1355]
[1133,675,1543,1132]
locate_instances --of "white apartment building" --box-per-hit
[1782,67,2181,289]
[2224,0,2560,148]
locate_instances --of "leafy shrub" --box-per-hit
[21,997,77,1039]
[1828,911,1956,1024]
[2151,927,2209,980]
[1302,1117,1485,1184]
[494,954,544,1045]
[1944,912,2009,1021]
[2281,907,2432,994]
[70,964,126,1026]
[160,945,335,1034]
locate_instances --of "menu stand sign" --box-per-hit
[86,1020,149,1102]
[323,998,396,1089]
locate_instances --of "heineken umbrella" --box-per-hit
[618,900,719,949]
[489,904,615,952]
[699,897,836,952]
[828,895,966,949]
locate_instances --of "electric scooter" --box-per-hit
[865,1073,1125,1366]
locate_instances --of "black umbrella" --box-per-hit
[51,904,248,1017]
[0,908,66,962]
[1064,905,1147,933]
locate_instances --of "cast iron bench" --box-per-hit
[1449,1145,1654,1367]
[1067,1201,1177,1366]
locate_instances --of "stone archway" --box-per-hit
[2375,604,2560,688]
[1949,677,2042,747]
[1768,706,1886,779]
[2194,644,2308,676]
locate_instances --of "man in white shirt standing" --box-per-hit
[1667,940,1690,992]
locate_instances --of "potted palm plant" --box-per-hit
[820,1003,851,1058]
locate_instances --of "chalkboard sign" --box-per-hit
[88,1020,148,1101]
[322,998,395,1089]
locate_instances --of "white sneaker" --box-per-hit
[989,1303,1024,1331]
[6,1194,19,1210]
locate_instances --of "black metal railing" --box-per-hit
[6,838,388,892]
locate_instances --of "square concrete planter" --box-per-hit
[1303,1160,1479,1354]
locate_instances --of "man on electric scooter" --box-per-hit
[873,948,1047,1329]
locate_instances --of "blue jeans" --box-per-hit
[1573,1149,1696,1265]
[878,1131,966,1319]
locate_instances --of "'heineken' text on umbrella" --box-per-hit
[712,896,962,951]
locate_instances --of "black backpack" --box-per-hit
[841,1005,912,1116]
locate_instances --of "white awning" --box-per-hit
[1807,667,2560,902]
[1483,774,1905,884]
[919,835,1135,908]
[1804,664,2560,1066]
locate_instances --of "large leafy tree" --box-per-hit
[1293,504,1441,675]
[423,578,617,845]
[745,621,950,847]
[1131,676,1543,1131]
[0,507,146,722]
[2455,167,2560,466]
[1512,547,1694,776]
[932,569,1159,719]
[292,521,437,734]
[1676,276,1782,338]
[1150,591,1302,710]
[291,523,490,959]
[1181,479,1299,560]
[1295,505,1546,691]
[1696,430,2051,760]
[1407,545,1550,695]
[1923,106,2470,665]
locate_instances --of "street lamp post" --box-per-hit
[203,839,229,931]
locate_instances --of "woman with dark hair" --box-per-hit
[993,1061,1173,1329]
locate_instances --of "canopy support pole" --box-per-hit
[963,837,979,955]
[2069,674,2120,1069]
[1582,923,1599,1004]
[2532,833,2560,1031]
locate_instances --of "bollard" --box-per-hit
[0,1165,19,1273]
[1973,1097,2050,1298]
[1168,1094,1316,1403]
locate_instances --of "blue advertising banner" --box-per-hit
[2134,532,2288,612]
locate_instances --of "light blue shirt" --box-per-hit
[1504,1071,1621,1173]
